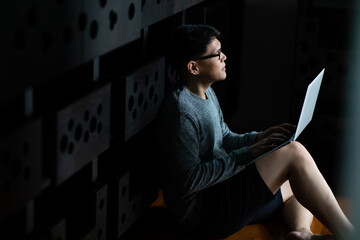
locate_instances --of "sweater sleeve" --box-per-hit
[222,121,259,153]
[160,112,254,198]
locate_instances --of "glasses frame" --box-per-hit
[192,51,221,61]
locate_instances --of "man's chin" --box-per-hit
[220,73,227,80]
[211,74,227,82]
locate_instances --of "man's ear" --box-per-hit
[186,61,200,76]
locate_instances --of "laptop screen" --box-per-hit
[294,68,324,140]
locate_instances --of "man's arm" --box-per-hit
[160,113,254,198]
[221,121,259,152]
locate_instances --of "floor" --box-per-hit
[120,190,349,240]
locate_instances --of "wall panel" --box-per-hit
[123,57,165,141]
[141,0,174,27]
[54,83,111,185]
[1,0,83,100]
[0,118,42,224]
[83,0,142,62]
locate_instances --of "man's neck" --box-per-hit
[185,79,211,100]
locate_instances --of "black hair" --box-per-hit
[167,24,221,72]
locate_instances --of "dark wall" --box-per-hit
[0,0,355,238]
[289,0,355,194]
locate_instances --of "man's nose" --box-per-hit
[221,52,227,61]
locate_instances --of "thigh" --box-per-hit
[281,180,294,203]
[255,141,309,194]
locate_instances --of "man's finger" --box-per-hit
[281,123,296,131]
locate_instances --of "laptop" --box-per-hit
[247,68,325,165]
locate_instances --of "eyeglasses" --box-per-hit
[192,51,222,61]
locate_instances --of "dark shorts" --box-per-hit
[192,163,284,238]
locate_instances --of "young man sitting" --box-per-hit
[157,24,353,240]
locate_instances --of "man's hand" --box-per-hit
[249,123,296,158]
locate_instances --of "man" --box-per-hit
[157,24,353,240]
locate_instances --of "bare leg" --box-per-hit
[281,181,334,240]
[255,141,353,240]
[281,181,313,233]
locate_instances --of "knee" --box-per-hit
[287,141,307,155]
[285,141,314,168]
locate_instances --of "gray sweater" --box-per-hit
[157,81,258,230]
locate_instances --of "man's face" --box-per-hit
[195,38,227,83]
